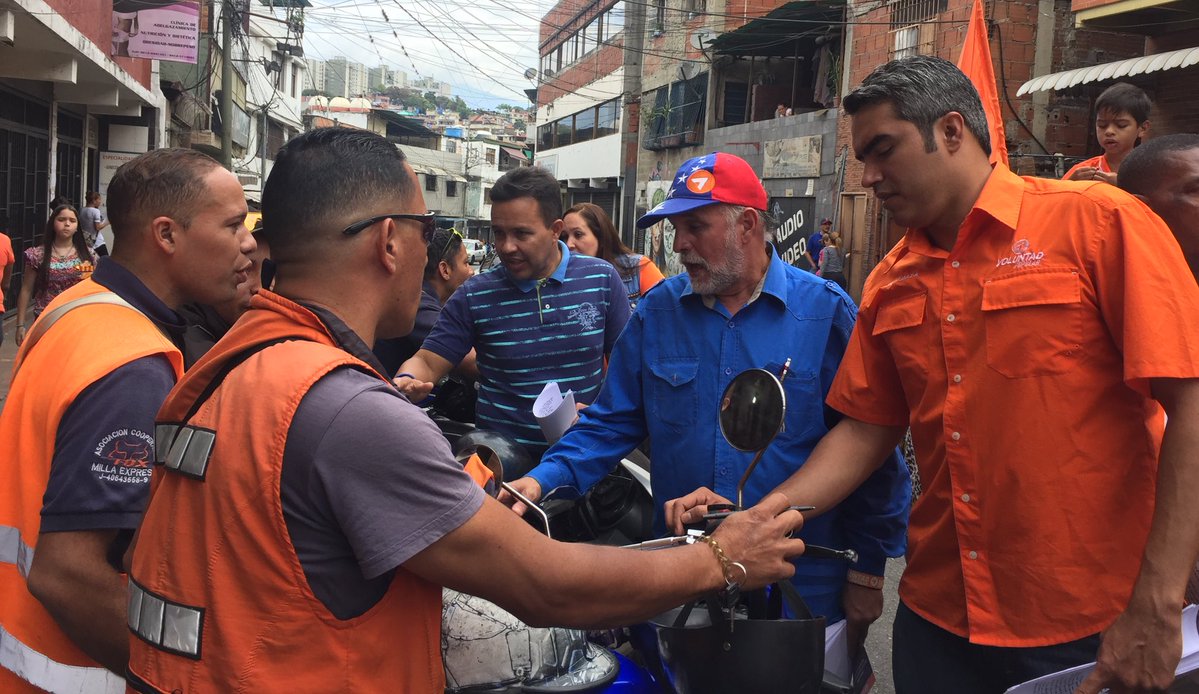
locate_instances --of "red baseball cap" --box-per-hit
[636,152,768,228]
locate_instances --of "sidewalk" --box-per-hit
[0,316,18,407]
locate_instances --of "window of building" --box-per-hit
[486,148,496,164]
[889,0,947,27]
[654,0,666,33]
[447,180,459,197]
[538,123,554,150]
[643,73,708,150]
[584,19,600,55]
[447,139,458,153]
[596,99,619,137]
[684,0,706,17]
[484,186,492,203]
[574,107,596,142]
[425,174,437,192]
[890,22,935,58]
[555,117,573,148]
[291,63,299,98]
[605,1,625,41]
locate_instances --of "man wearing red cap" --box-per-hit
[506,152,910,654]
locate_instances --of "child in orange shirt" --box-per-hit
[1063,82,1150,185]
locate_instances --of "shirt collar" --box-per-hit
[299,302,390,376]
[510,240,571,293]
[905,164,1024,256]
[91,257,188,341]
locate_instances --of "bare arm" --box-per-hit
[665,417,905,534]
[406,493,806,629]
[395,348,455,400]
[1077,377,1199,693]
[27,530,129,674]
[452,348,479,381]
[15,269,36,345]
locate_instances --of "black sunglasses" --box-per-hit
[440,228,464,261]
[342,212,437,244]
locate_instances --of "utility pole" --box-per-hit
[619,0,646,247]
[220,0,234,170]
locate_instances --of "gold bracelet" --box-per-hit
[846,569,885,590]
[698,535,747,588]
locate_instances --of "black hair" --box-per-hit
[1117,133,1199,197]
[843,55,992,156]
[262,128,412,263]
[36,205,91,296]
[107,148,221,243]
[489,166,562,228]
[426,228,464,279]
[1095,82,1152,125]
[86,190,101,205]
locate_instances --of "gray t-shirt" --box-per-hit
[79,206,104,248]
[280,366,485,619]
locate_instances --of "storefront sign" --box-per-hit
[111,1,200,64]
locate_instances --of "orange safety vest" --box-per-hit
[0,279,183,694]
[127,290,444,693]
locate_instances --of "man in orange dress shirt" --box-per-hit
[666,56,1199,694]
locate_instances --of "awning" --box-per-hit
[709,0,845,57]
[1017,46,1199,96]
[502,147,529,160]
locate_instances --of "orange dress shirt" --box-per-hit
[827,165,1199,647]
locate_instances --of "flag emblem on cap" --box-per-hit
[686,170,716,194]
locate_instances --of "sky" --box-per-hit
[301,0,547,109]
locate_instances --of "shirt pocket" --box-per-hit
[766,362,823,442]
[647,357,700,431]
[981,269,1082,378]
[872,291,930,377]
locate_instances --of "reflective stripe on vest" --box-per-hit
[14,292,147,378]
[0,622,124,694]
[0,525,34,577]
[128,581,204,660]
[157,425,215,480]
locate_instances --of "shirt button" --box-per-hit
[968,550,978,560]
[544,304,551,309]
[961,493,971,502]
[951,431,961,441]
[728,321,735,328]
[946,313,956,322]
[724,368,732,375]
[953,374,962,383]
[951,261,961,268]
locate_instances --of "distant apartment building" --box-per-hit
[368,65,406,91]
[409,76,453,98]
[306,58,328,92]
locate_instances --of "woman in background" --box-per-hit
[15,205,96,345]
[817,231,847,291]
[561,202,664,310]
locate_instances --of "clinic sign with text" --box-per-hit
[111,1,200,64]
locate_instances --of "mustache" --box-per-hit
[678,252,708,269]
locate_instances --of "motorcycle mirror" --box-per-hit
[462,445,554,540]
[719,368,786,452]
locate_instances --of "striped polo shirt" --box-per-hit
[422,241,630,456]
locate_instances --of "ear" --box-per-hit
[438,259,452,281]
[939,112,968,154]
[739,207,760,241]
[150,216,177,255]
[1137,120,1150,142]
[376,218,400,274]
[551,219,565,237]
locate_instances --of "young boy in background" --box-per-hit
[1064,82,1151,184]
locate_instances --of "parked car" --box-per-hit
[462,238,485,264]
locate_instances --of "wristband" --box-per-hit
[395,372,416,380]
[846,569,884,590]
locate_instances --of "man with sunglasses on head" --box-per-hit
[396,166,630,457]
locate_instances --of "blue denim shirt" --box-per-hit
[529,246,910,621]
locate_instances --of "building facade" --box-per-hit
[1,0,166,305]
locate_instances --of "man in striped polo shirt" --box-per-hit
[396,167,630,456]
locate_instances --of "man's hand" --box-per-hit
[1074,600,1181,694]
[498,476,542,517]
[708,493,806,591]
[842,582,884,659]
[664,486,734,535]
[1095,170,1119,185]
[393,375,434,402]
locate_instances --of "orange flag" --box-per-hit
[957,0,1009,166]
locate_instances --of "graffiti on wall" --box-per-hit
[643,181,683,277]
